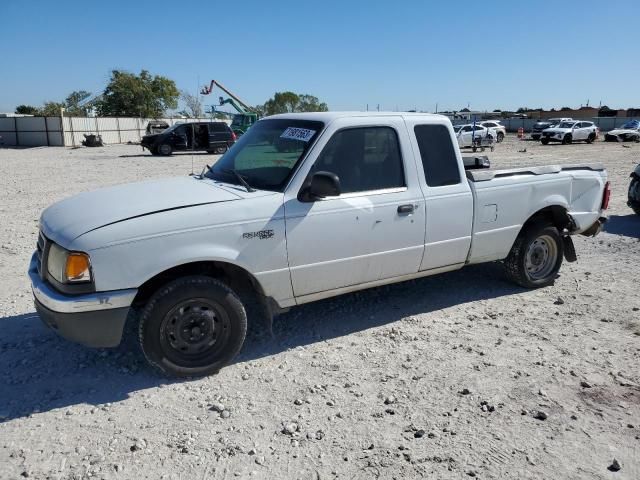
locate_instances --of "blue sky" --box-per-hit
[1,0,638,113]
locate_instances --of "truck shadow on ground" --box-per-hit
[0,263,521,422]
[604,214,640,239]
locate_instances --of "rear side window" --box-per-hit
[414,124,461,187]
[208,122,229,132]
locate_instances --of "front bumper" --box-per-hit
[541,134,564,142]
[29,254,137,347]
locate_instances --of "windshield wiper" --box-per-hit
[221,168,255,193]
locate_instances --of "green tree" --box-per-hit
[40,101,66,116]
[97,70,179,117]
[297,94,328,113]
[262,91,328,115]
[15,105,40,115]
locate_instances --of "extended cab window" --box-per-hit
[414,124,461,187]
[311,127,405,194]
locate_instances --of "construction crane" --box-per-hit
[201,80,259,136]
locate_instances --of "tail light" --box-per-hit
[231,131,237,141]
[601,181,611,210]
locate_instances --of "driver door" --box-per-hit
[171,124,190,151]
[459,125,473,146]
[284,117,426,299]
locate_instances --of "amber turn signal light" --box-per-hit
[65,253,91,282]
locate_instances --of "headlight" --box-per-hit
[47,243,92,283]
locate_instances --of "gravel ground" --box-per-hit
[1,136,639,480]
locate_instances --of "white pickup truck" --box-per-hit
[29,112,610,377]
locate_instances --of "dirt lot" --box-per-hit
[1,136,639,480]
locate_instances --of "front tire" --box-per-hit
[139,276,247,377]
[562,134,572,145]
[504,222,564,288]
[629,176,640,215]
[541,138,549,145]
[158,143,172,156]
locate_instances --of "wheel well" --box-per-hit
[131,261,265,310]
[521,206,573,235]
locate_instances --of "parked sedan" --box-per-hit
[541,121,597,145]
[478,120,506,142]
[604,120,640,142]
[455,124,493,148]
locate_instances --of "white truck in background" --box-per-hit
[30,112,610,377]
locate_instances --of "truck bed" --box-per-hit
[466,162,605,182]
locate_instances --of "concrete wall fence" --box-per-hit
[2,115,639,148]
[0,116,223,147]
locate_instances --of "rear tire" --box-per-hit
[541,138,549,145]
[497,132,504,143]
[562,134,572,145]
[504,222,564,288]
[138,276,247,377]
[586,133,596,144]
[215,145,228,154]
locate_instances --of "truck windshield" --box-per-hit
[206,119,324,192]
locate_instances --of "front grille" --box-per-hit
[36,231,47,278]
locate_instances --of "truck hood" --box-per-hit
[40,176,241,245]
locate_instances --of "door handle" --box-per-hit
[397,204,415,214]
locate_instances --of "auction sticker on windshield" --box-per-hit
[280,127,316,142]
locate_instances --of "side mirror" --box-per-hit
[299,171,341,202]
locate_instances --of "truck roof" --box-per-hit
[264,111,449,123]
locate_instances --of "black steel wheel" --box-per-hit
[504,222,564,288]
[139,276,247,377]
